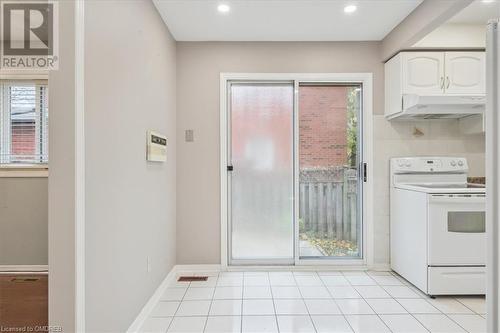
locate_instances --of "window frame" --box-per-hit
[0,73,49,176]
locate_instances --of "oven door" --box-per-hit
[428,194,486,266]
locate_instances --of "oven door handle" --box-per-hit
[429,196,485,204]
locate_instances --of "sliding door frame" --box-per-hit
[220,73,374,269]
[226,80,296,266]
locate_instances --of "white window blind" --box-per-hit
[0,80,49,164]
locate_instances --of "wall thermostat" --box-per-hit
[146,131,167,162]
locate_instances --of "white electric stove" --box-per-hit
[390,157,486,296]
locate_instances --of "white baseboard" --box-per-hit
[223,265,391,272]
[174,264,222,273]
[370,263,392,271]
[0,265,48,273]
[127,267,177,333]
[174,264,389,273]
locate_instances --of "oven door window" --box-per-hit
[448,212,485,233]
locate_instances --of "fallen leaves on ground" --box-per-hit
[301,233,358,257]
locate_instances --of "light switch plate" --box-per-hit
[146,131,167,162]
[185,129,194,142]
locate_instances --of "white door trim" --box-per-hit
[75,1,85,332]
[486,19,499,333]
[220,73,374,269]
[219,75,228,269]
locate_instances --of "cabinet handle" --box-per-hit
[446,76,450,89]
[440,77,444,90]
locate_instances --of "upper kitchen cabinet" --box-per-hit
[399,51,485,96]
[385,51,486,120]
[402,52,445,95]
[445,52,485,95]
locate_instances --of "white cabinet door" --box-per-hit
[402,52,445,95]
[445,52,486,95]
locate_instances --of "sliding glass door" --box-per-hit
[226,78,364,265]
[228,82,295,264]
[298,84,363,260]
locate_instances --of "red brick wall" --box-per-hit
[11,121,36,157]
[299,86,348,168]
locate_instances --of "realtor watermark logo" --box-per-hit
[0,1,59,70]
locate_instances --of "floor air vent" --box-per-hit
[11,278,39,282]
[177,276,208,282]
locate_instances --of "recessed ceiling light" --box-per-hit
[481,0,495,3]
[344,4,357,14]
[217,4,230,13]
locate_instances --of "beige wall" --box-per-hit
[48,2,177,330]
[176,41,486,266]
[413,23,486,49]
[84,1,176,331]
[48,0,77,330]
[176,42,384,264]
[0,178,48,265]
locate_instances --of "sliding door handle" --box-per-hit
[227,165,234,172]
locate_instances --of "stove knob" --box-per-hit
[405,161,411,167]
[458,160,464,167]
[398,160,404,167]
[450,160,457,167]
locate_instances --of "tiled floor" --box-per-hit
[140,270,486,333]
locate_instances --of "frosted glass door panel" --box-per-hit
[229,83,294,262]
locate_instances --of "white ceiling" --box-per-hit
[448,0,500,24]
[153,0,423,41]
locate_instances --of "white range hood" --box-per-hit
[386,94,486,120]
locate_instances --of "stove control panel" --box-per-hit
[391,157,468,173]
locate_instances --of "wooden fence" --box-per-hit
[299,167,359,243]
